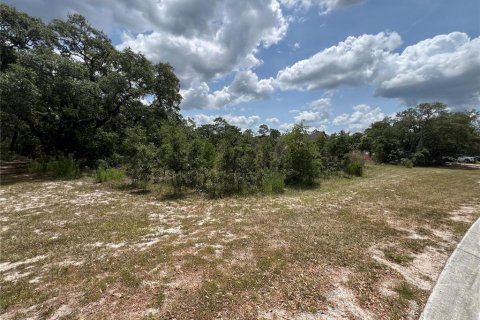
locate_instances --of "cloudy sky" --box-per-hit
[8,0,480,132]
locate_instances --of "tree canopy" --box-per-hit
[1,4,182,162]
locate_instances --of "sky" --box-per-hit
[7,0,480,132]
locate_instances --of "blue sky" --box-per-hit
[8,0,480,132]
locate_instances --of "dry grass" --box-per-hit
[1,165,479,319]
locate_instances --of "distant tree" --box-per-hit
[364,102,480,164]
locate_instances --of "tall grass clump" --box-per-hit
[96,168,126,183]
[344,151,365,177]
[46,156,79,178]
[400,158,414,168]
[262,172,285,193]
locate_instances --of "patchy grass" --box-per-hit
[1,165,479,319]
[394,281,416,300]
[384,249,415,265]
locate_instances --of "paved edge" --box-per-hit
[419,218,480,320]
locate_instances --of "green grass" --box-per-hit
[394,281,416,300]
[384,249,415,264]
[95,168,126,183]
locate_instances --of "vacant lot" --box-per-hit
[1,165,479,319]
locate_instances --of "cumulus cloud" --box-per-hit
[117,0,288,86]
[280,0,364,15]
[276,31,480,107]
[278,122,294,131]
[333,104,385,131]
[181,70,275,109]
[276,32,402,90]
[374,32,480,106]
[287,95,332,131]
[9,0,288,89]
[266,117,280,124]
[191,113,261,129]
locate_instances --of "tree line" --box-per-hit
[1,5,479,196]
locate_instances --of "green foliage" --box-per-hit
[365,102,480,165]
[1,5,181,163]
[28,159,47,174]
[345,161,363,177]
[262,172,285,193]
[399,158,414,168]
[95,168,125,183]
[343,151,365,177]
[46,156,79,178]
[28,156,79,178]
[283,124,321,186]
[122,128,157,187]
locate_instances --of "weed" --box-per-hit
[394,281,416,300]
[400,158,414,168]
[384,249,414,264]
[96,168,126,183]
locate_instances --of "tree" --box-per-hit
[282,124,321,186]
[364,102,480,164]
[0,6,182,163]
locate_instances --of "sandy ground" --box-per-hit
[1,165,479,319]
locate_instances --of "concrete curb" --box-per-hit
[419,218,480,320]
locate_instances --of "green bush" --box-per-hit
[344,151,365,177]
[28,159,47,174]
[46,156,79,178]
[28,156,79,178]
[262,172,285,193]
[345,160,363,177]
[96,168,126,183]
[400,158,414,168]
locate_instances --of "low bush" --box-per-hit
[96,168,126,183]
[46,156,79,178]
[28,156,79,178]
[345,160,363,176]
[400,158,414,168]
[344,151,365,177]
[28,159,47,174]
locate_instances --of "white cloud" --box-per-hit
[294,110,323,122]
[181,70,275,109]
[191,113,261,129]
[9,0,288,91]
[308,97,330,110]
[287,95,332,131]
[332,104,384,131]
[374,32,480,106]
[276,32,402,90]
[117,0,288,87]
[266,117,280,124]
[278,122,294,132]
[280,0,364,15]
[276,31,480,107]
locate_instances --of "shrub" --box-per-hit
[344,151,365,177]
[28,159,47,174]
[262,171,285,193]
[46,156,79,178]
[29,156,79,178]
[96,168,126,183]
[400,158,414,168]
[345,160,363,176]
